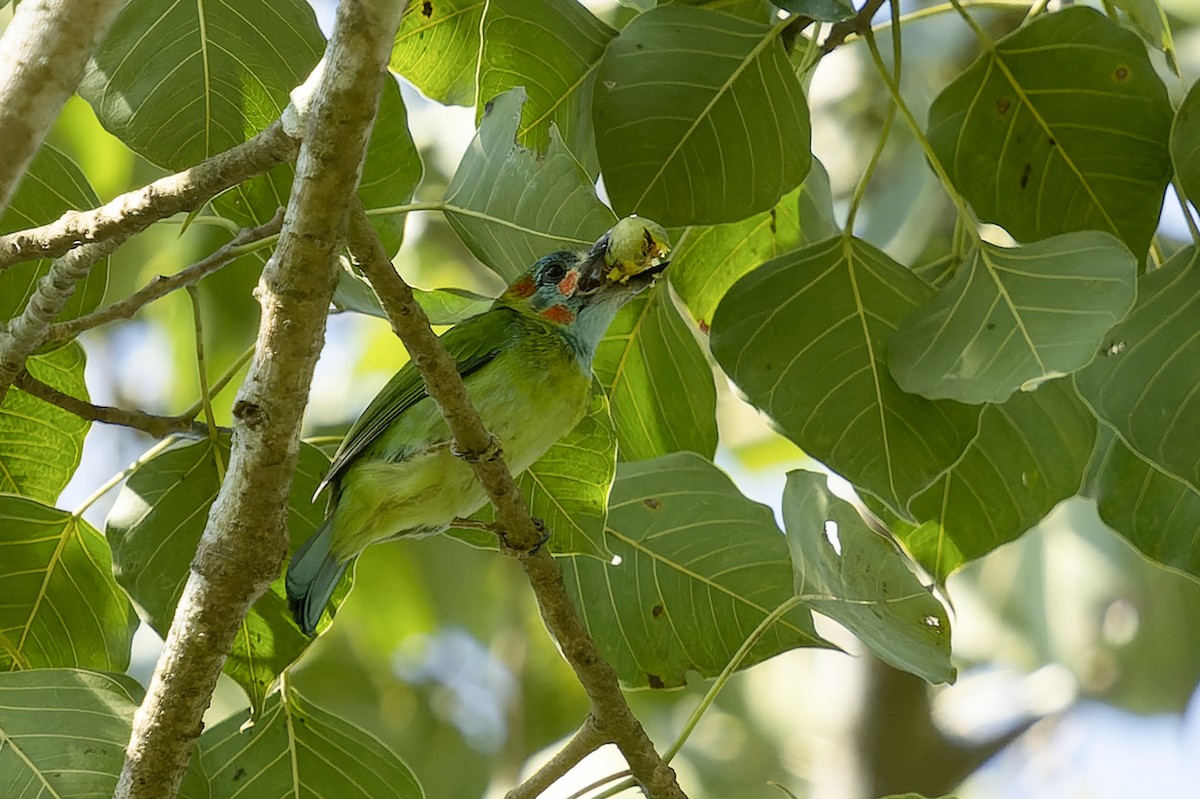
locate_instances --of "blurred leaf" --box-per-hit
[478,0,614,172]
[889,232,1136,404]
[1084,422,1200,582]
[444,87,616,281]
[518,387,616,558]
[106,436,345,713]
[564,453,826,689]
[773,0,855,21]
[200,684,424,799]
[1075,246,1200,491]
[80,0,323,169]
[0,496,137,671]
[390,0,483,106]
[799,158,839,243]
[904,380,1096,581]
[333,266,493,325]
[1173,79,1200,207]
[783,470,954,684]
[710,236,981,516]
[927,6,1172,259]
[594,283,717,461]
[1110,0,1178,75]
[0,342,89,503]
[594,5,811,226]
[0,145,107,322]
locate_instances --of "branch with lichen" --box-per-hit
[347,206,689,799]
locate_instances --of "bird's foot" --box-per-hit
[451,434,503,464]
[498,517,551,558]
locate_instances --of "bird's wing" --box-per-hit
[316,307,515,495]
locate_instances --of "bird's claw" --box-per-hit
[499,517,551,558]
[451,435,502,464]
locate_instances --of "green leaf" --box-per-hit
[710,236,981,516]
[889,232,1136,404]
[0,670,147,799]
[518,388,616,559]
[444,88,616,281]
[106,436,344,713]
[564,453,826,689]
[0,342,90,503]
[0,497,137,671]
[593,5,811,226]
[333,265,493,325]
[1110,0,1178,75]
[1172,79,1200,208]
[783,470,954,684]
[478,0,614,171]
[200,684,424,799]
[927,6,1173,258]
[594,283,717,461]
[81,0,324,169]
[1075,246,1200,491]
[903,380,1096,580]
[0,145,107,322]
[773,0,855,21]
[1084,424,1200,581]
[390,0,483,106]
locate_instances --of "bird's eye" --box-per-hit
[540,262,567,285]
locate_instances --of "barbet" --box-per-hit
[287,218,670,635]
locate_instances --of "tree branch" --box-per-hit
[0,121,297,271]
[820,0,888,54]
[112,2,407,797]
[347,208,689,799]
[13,371,207,438]
[505,715,606,799]
[0,0,128,215]
[44,210,284,345]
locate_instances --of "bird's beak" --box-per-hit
[576,233,669,295]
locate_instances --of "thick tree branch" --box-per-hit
[820,0,888,53]
[0,0,128,215]
[348,208,688,799]
[112,2,406,798]
[505,716,605,799]
[44,211,284,345]
[13,371,207,438]
[0,121,297,271]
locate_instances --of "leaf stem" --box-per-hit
[182,344,255,420]
[72,435,179,518]
[186,287,224,481]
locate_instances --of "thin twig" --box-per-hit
[347,205,688,799]
[505,716,607,799]
[13,371,207,438]
[44,211,284,344]
[820,0,888,54]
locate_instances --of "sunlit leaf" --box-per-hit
[200,684,424,799]
[106,436,344,713]
[889,232,1136,404]
[444,88,616,281]
[1172,79,1200,207]
[710,236,981,516]
[594,283,717,461]
[783,470,954,684]
[564,453,826,689]
[0,497,137,671]
[927,6,1173,258]
[0,342,90,503]
[594,5,811,226]
[390,0,483,106]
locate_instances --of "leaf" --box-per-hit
[773,0,855,21]
[903,380,1096,581]
[0,496,137,671]
[1075,246,1200,492]
[0,342,90,503]
[0,145,107,322]
[1110,0,1178,75]
[927,6,1173,259]
[888,232,1137,404]
[594,5,811,226]
[80,0,325,169]
[0,670,146,799]
[333,265,493,325]
[593,283,717,461]
[200,684,424,799]
[444,88,616,281]
[390,0,483,107]
[783,470,954,684]
[517,388,616,559]
[1084,424,1200,581]
[477,0,614,172]
[1172,79,1200,207]
[106,436,345,713]
[564,453,826,689]
[710,236,981,516]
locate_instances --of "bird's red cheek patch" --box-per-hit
[557,270,578,296]
[541,304,575,324]
[511,276,537,298]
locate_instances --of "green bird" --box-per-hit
[287,227,668,635]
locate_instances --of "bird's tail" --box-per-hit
[286,517,348,636]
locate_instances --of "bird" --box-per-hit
[286,221,670,635]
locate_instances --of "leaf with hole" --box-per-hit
[391,0,483,106]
